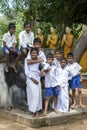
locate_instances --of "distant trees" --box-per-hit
[0,0,87,26]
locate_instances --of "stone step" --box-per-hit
[0,107,87,128]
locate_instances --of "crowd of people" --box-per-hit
[2,22,83,117]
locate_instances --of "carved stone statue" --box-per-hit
[62,27,74,58]
[47,27,58,50]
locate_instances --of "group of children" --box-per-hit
[2,22,83,117]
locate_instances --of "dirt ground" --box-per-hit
[0,81,87,130]
[0,116,87,130]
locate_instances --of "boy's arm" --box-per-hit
[27,58,44,64]
[30,77,38,85]
[3,41,9,49]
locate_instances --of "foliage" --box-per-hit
[0,0,87,26]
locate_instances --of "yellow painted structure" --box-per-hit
[80,50,87,72]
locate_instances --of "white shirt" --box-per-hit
[53,58,61,68]
[26,50,46,62]
[43,63,59,88]
[68,62,82,77]
[2,32,17,47]
[57,66,72,87]
[19,30,34,48]
[24,60,40,82]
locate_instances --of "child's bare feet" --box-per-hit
[71,104,76,109]
[32,112,38,117]
[54,108,58,113]
[42,111,47,116]
[79,104,84,108]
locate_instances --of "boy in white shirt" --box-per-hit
[25,47,42,117]
[19,22,34,55]
[41,53,59,116]
[56,58,71,113]
[2,23,21,73]
[67,53,83,109]
[54,49,62,68]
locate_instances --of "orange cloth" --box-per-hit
[47,34,58,50]
[62,34,74,58]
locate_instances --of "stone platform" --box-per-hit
[0,106,87,128]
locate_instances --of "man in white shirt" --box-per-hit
[2,23,21,73]
[19,22,34,55]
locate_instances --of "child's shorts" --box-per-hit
[45,86,59,97]
[2,47,20,56]
[69,74,82,90]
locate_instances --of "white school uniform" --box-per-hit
[19,30,34,49]
[56,66,71,113]
[24,61,42,113]
[43,63,59,88]
[2,32,17,47]
[53,58,61,68]
[68,62,82,77]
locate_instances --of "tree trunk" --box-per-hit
[73,32,87,62]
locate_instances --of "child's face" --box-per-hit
[60,60,67,68]
[54,52,62,60]
[9,28,15,35]
[31,51,38,60]
[47,58,54,65]
[34,42,41,49]
[25,24,31,33]
[67,56,74,64]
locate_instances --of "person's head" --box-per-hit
[60,58,67,68]
[30,47,39,60]
[54,49,62,60]
[8,23,16,35]
[46,53,54,65]
[50,26,56,34]
[33,38,41,49]
[65,27,71,34]
[24,22,31,33]
[37,28,43,34]
[67,52,74,64]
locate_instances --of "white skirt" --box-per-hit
[26,79,42,113]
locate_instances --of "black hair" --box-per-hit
[67,52,74,58]
[46,53,54,59]
[24,22,31,28]
[60,57,67,63]
[8,23,16,30]
[54,49,62,54]
[30,47,39,55]
[33,38,41,44]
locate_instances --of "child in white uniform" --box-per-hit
[56,58,71,113]
[67,53,83,109]
[25,47,42,117]
[41,53,59,116]
[53,49,62,68]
